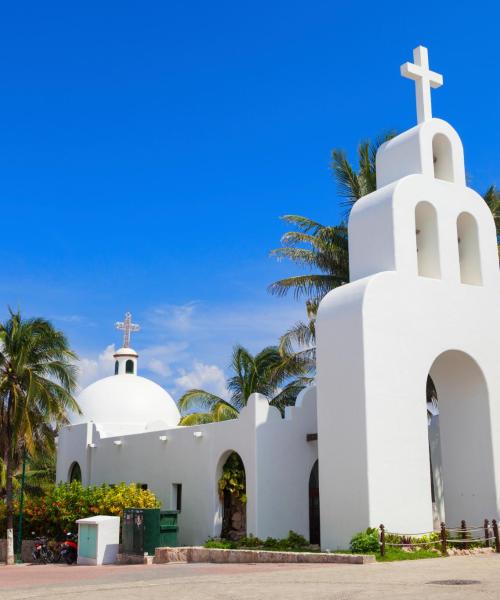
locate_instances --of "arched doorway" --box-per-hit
[218,451,246,540]
[68,461,82,483]
[309,460,320,545]
[426,376,444,527]
[427,350,496,526]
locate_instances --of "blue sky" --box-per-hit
[0,1,498,397]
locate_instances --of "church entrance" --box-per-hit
[309,460,320,545]
[218,451,246,540]
[427,350,496,526]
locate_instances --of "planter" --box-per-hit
[154,546,375,565]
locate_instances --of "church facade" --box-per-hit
[56,330,319,546]
[57,47,500,550]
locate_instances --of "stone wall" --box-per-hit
[154,546,374,565]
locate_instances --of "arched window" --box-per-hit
[432,134,454,182]
[457,212,482,285]
[415,201,441,279]
[69,462,82,483]
[125,359,134,374]
[114,360,119,375]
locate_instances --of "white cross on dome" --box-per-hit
[115,312,140,348]
[401,46,443,124]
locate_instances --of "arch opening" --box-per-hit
[308,460,320,545]
[415,201,441,279]
[125,359,135,374]
[432,133,454,182]
[215,451,247,540]
[426,350,496,526]
[114,360,119,375]
[68,461,82,483]
[457,212,482,285]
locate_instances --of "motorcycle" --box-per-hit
[31,534,54,564]
[60,532,78,565]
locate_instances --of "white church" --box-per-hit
[56,47,500,550]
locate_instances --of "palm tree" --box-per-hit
[177,345,310,425]
[268,216,349,304]
[1,421,57,497]
[483,185,500,258]
[0,310,79,565]
[269,133,395,360]
[15,440,57,497]
[331,131,396,217]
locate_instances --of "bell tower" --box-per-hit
[316,46,500,550]
[113,312,140,375]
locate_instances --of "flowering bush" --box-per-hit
[0,481,160,539]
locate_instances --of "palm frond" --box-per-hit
[178,412,216,425]
[177,389,226,412]
[268,274,342,300]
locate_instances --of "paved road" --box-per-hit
[2,554,500,599]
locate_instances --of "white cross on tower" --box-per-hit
[115,312,140,348]
[401,46,443,124]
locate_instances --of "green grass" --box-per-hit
[376,548,442,562]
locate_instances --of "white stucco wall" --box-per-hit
[56,390,318,546]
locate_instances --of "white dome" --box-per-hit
[72,374,180,436]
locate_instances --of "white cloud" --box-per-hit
[146,300,305,356]
[140,342,189,379]
[76,341,189,390]
[149,302,198,333]
[77,344,116,389]
[175,362,228,399]
[76,299,305,401]
[52,314,86,323]
[147,358,172,377]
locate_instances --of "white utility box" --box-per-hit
[76,515,120,565]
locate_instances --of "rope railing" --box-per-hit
[379,519,500,556]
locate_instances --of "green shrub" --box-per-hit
[286,530,309,549]
[204,530,313,552]
[0,481,160,540]
[349,528,380,553]
[384,531,441,551]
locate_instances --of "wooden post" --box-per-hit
[440,522,447,555]
[484,519,490,548]
[379,524,385,557]
[493,519,500,553]
[461,519,468,550]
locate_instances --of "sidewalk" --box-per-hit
[1,554,500,599]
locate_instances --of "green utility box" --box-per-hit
[122,508,160,555]
[159,510,179,547]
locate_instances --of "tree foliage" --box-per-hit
[0,481,160,540]
[0,309,79,563]
[178,344,311,424]
[218,452,246,502]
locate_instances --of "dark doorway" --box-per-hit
[69,462,82,483]
[309,460,320,545]
[219,452,246,540]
